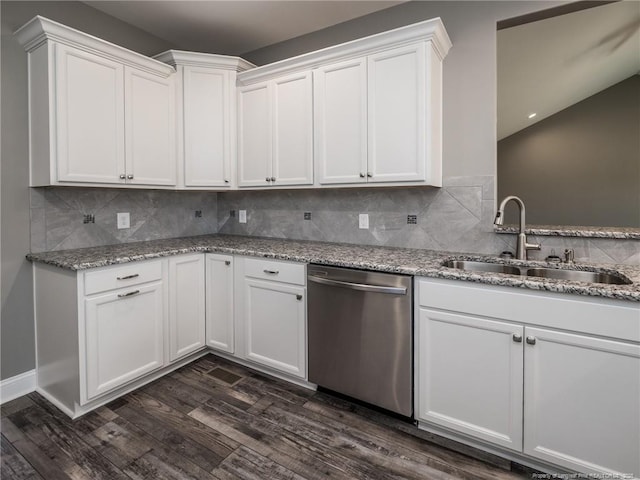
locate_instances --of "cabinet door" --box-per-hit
[368,43,426,183]
[168,254,205,362]
[55,43,125,184]
[237,83,271,187]
[243,278,306,378]
[84,282,164,400]
[125,67,176,186]
[524,327,640,476]
[416,309,524,451]
[183,67,231,187]
[272,71,313,186]
[314,59,367,185]
[205,254,235,353]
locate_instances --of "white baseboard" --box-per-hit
[0,369,36,404]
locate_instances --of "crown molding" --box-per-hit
[154,50,255,72]
[14,16,175,77]
[237,17,452,85]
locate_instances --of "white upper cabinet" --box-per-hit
[125,67,176,186]
[314,58,368,185]
[241,17,451,189]
[55,44,126,184]
[16,16,177,188]
[154,51,255,189]
[237,71,313,188]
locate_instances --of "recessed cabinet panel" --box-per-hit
[524,327,640,476]
[55,43,125,184]
[243,278,306,378]
[368,43,426,183]
[168,254,205,362]
[184,68,230,187]
[273,72,313,186]
[238,84,271,186]
[84,282,164,400]
[125,68,176,186]
[314,59,367,184]
[205,253,235,353]
[417,309,524,451]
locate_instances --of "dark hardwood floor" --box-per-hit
[1,354,531,479]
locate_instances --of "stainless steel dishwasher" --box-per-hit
[307,265,413,417]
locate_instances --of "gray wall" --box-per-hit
[498,75,640,227]
[1,1,175,380]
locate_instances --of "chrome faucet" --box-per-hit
[494,196,541,260]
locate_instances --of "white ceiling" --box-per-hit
[497,1,640,140]
[83,0,404,56]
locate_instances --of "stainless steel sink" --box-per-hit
[442,259,632,285]
[442,260,521,275]
[525,268,631,285]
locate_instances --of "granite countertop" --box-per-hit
[495,224,640,240]
[26,234,640,302]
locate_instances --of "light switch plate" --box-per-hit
[117,212,130,229]
[359,213,369,229]
[239,210,247,224]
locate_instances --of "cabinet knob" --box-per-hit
[359,173,365,178]
[266,177,271,182]
[119,174,126,179]
[225,260,231,266]
[296,294,303,301]
[270,177,276,182]
[127,174,134,180]
[512,333,522,343]
[526,336,537,345]
[224,179,230,183]
[366,172,373,178]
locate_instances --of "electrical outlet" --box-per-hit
[359,213,369,229]
[195,210,202,218]
[407,214,417,224]
[304,212,312,220]
[83,214,95,224]
[117,212,130,229]
[239,210,247,224]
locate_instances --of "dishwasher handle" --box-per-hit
[308,274,407,295]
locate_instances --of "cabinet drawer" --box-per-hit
[84,260,163,296]
[244,258,305,286]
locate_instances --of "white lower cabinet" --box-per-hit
[85,282,165,400]
[168,254,205,362]
[234,257,307,379]
[523,327,640,475]
[416,278,640,477]
[205,253,235,353]
[417,309,523,451]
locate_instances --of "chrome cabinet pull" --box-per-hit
[513,334,522,343]
[127,174,134,180]
[225,260,231,266]
[118,290,140,298]
[359,173,365,178]
[366,172,372,178]
[116,273,139,280]
[263,269,279,275]
[526,336,536,345]
[270,177,276,182]
[119,174,126,179]
[224,179,230,183]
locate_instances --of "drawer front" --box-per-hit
[244,258,306,286]
[84,260,163,296]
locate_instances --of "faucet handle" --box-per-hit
[526,241,541,252]
[564,248,575,263]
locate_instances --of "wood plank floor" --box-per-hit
[1,354,533,479]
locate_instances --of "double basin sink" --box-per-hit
[443,260,631,285]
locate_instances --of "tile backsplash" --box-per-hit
[29,177,639,266]
[30,187,218,252]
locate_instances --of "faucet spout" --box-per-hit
[494,196,540,260]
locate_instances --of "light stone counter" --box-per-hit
[27,234,640,302]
